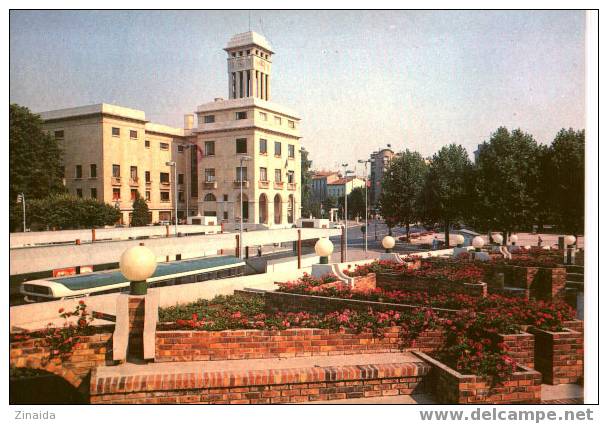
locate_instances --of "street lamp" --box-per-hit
[358,159,371,257]
[341,163,352,262]
[119,245,157,295]
[564,235,576,265]
[315,237,334,264]
[509,234,519,246]
[239,155,252,258]
[472,236,485,252]
[16,193,26,232]
[165,161,178,236]
[382,235,395,253]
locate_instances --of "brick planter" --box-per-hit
[413,352,542,404]
[534,267,566,301]
[490,332,535,369]
[528,327,583,384]
[155,326,447,362]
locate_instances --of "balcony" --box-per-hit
[160,180,171,187]
[111,177,121,186]
[274,181,284,190]
[129,177,139,186]
[145,180,152,186]
[258,180,270,189]
[233,180,250,188]
[287,182,297,191]
[203,181,217,189]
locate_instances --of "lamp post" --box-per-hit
[119,245,157,295]
[564,235,576,265]
[239,155,252,258]
[382,235,395,253]
[341,163,349,262]
[358,159,370,257]
[315,237,334,264]
[472,236,485,252]
[165,161,178,236]
[509,234,518,246]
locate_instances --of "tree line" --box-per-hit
[379,127,585,244]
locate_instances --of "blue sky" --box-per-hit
[10,10,586,170]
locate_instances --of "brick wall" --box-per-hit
[10,331,113,392]
[155,327,446,362]
[376,273,487,297]
[529,327,583,384]
[128,297,145,358]
[535,267,566,301]
[414,352,542,404]
[494,332,535,369]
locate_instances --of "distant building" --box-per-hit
[310,170,341,202]
[327,176,366,199]
[368,146,395,209]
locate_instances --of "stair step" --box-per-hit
[566,273,584,282]
[566,265,584,274]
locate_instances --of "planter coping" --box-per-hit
[529,327,582,335]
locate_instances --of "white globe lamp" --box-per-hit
[382,235,396,253]
[472,236,485,252]
[564,235,576,247]
[315,238,334,264]
[492,233,503,245]
[453,234,465,247]
[510,234,519,245]
[119,245,157,295]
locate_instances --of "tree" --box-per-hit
[9,104,65,204]
[346,186,366,219]
[323,196,337,218]
[421,144,474,246]
[10,194,121,231]
[546,128,585,235]
[473,127,541,239]
[131,192,151,226]
[379,150,428,238]
[300,147,315,217]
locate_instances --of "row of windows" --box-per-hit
[74,187,184,203]
[203,139,295,157]
[230,48,270,60]
[200,112,296,129]
[203,167,295,183]
[55,129,177,152]
[110,165,185,185]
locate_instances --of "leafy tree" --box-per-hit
[300,147,315,217]
[473,127,541,239]
[546,128,585,235]
[346,186,367,219]
[323,196,338,219]
[9,104,65,204]
[10,194,121,231]
[379,150,428,237]
[131,192,151,226]
[421,144,474,246]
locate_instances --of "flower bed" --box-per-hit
[414,352,541,404]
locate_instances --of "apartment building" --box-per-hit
[369,146,396,209]
[40,104,197,225]
[327,176,366,199]
[193,31,302,228]
[311,171,341,203]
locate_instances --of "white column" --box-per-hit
[260,72,265,100]
[266,73,270,101]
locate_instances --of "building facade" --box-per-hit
[327,176,366,199]
[369,146,395,209]
[193,31,302,228]
[40,104,197,225]
[39,31,301,229]
[311,171,341,203]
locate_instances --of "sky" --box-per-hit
[9,10,586,171]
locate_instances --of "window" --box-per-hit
[160,191,170,202]
[75,165,82,179]
[246,49,250,55]
[274,116,282,125]
[223,211,229,220]
[160,142,169,150]
[288,144,295,158]
[160,172,170,184]
[274,141,282,156]
[287,170,295,184]
[131,189,138,201]
[145,171,151,183]
[145,140,150,148]
[204,115,215,123]
[205,168,216,182]
[275,169,282,182]
[145,191,151,201]
[54,130,64,139]
[236,111,247,120]
[204,193,217,202]
[178,173,184,185]
[223,194,228,202]
[204,141,215,156]
[90,164,97,178]
[76,188,83,198]
[259,138,267,154]
[260,167,268,181]
[179,191,185,202]
[130,166,138,181]
[91,188,97,199]
[112,188,121,200]
[112,127,120,137]
[236,138,247,154]
[178,145,184,153]
[288,120,295,129]
[236,167,247,181]
[130,130,138,139]
[259,112,267,121]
